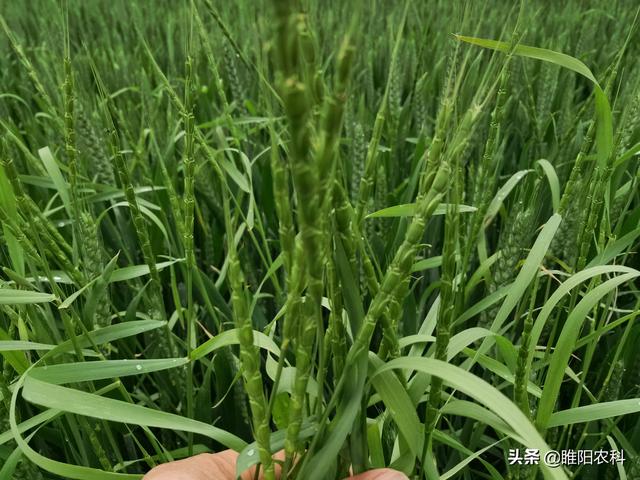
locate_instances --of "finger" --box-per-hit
[143,452,236,480]
[143,450,285,480]
[347,468,409,480]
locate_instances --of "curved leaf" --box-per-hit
[535,159,560,213]
[20,375,246,450]
[374,358,567,480]
[536,272,640,430]
[455,35,613,167]
[190,328,280,360]
[367,203,476,218]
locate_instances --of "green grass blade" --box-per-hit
[472,213,561,359]
[21,375,247,450]
[367,203,476,218]
[536,272,640,430]
[369,353,423,459]
[412,256,442,273]
[38,146,71,217]
[0,289,56,305]
[374,358,568,480]
[0,446,23,480]
[29,358,189,385]
[190,329,280,361]
[10,376,141,479]
[535,159,560,213]
[42,320,166,361]
[548,399,640,427]
[0,341,56,351]
[484,170,530,224]
[455,35,613,167]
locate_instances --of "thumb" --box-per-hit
[348,468,409,480]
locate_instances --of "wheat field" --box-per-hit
[0,1,639,479]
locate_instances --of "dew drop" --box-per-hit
[247,449,255,456]
[136,364,142,371]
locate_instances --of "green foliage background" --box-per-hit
[0,1,639,479]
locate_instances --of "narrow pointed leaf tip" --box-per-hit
[455,34,613,167]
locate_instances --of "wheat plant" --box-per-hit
[1,1,639,479]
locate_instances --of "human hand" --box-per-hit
[143,449,408,480]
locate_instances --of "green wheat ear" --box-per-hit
[223,182,275,480]
[79,211,112,329]
[76,104,115,186]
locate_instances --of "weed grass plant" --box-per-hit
[1,1,640,479]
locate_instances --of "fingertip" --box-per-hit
[348,468,409,480]
[142,451,235,480]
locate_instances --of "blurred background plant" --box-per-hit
[0,1,639,479]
